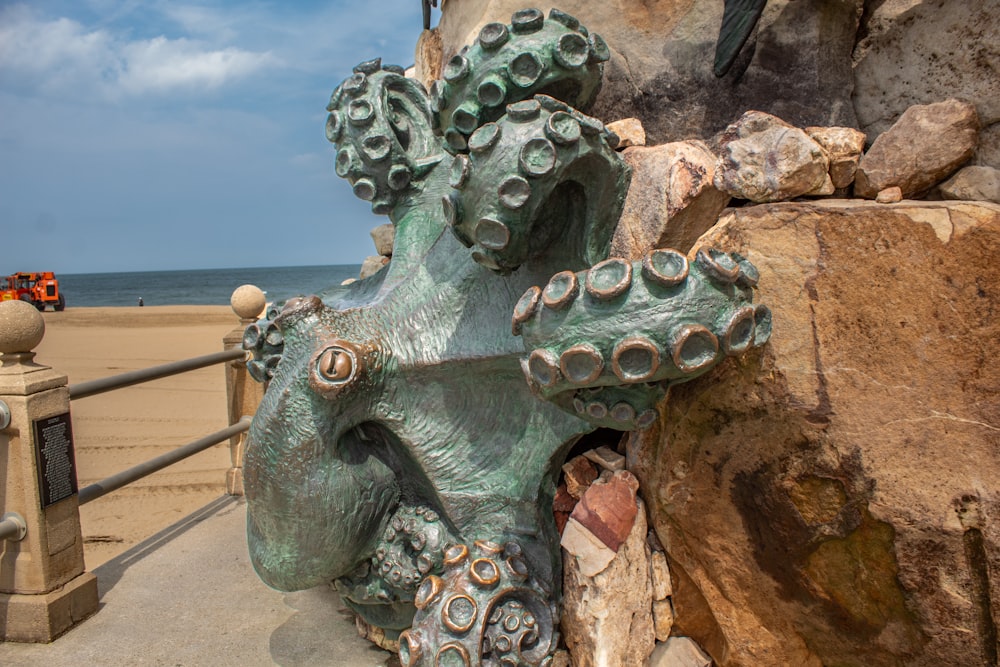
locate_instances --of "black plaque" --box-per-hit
[33,412,79,508]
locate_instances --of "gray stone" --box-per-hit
[648,636,712,667]
[853,0,1000,169]
[714,111,832,203]
[939,165,1000,204]
[855,99,980,199]
[610,141,730,259]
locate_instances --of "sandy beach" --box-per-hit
[34,305,246,569]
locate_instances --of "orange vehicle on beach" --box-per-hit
[1,271,66,311]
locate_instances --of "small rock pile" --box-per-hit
[609,98,998,261]
[553,442,711,667]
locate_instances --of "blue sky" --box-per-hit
[0,0,432,273]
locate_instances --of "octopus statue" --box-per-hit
[241,8,770,667]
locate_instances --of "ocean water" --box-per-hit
[58,264,362,307]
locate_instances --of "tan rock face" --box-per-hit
[428,1,863,144]
[714,111,832,203]
[629,200,1000,666]
[855,99,980,199]
[610,141,730,258]
[853,0,1000,169]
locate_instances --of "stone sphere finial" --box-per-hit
[0,300,46,354]
[231,285,266,320]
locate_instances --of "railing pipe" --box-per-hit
[69,348,247,400]
[0,513,27,542]
[78,417,252,505]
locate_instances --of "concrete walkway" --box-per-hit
[0,496,395,666]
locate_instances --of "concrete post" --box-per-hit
[224,285,266,496]
[0,300,98,641]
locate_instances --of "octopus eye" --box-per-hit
[314,345,356,385]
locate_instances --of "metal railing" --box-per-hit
[69,348,246,399]
[65,348,252,505]
[0,344,255,544]
[77,418,251,505]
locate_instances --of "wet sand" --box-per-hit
[34,306,244,568]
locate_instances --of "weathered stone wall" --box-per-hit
[426,0,863,145]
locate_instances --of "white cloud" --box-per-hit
[119,37,275,94]
[0,4,275,99]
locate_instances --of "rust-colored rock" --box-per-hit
[630,199,1000,666]
[568,470,640,553]
[855,99,980,199]
[610,141,730,258]
[714,111,832,203]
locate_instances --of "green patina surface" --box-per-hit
[241,8,770,666]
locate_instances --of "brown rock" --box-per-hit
[606,117,646,148]
[855,99,980,199]
[562,454,598,499]
[630,200,1000,666]
[610,141,730,258]
[714,111,832,203]
[875,186,903,204]
[562,497,655,667]
[806,126,867,189]
[939,165,1000,204]
[569,470,640,553]
[853,0,1000,169]
[432,1,863,145]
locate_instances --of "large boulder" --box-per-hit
[426,1,864,145]
[629,200,1000,666]
[714,111,833,202]
[853,0,1000,169]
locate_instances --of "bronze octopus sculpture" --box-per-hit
[242,9,770,666]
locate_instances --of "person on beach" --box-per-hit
[138,297,144,307]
